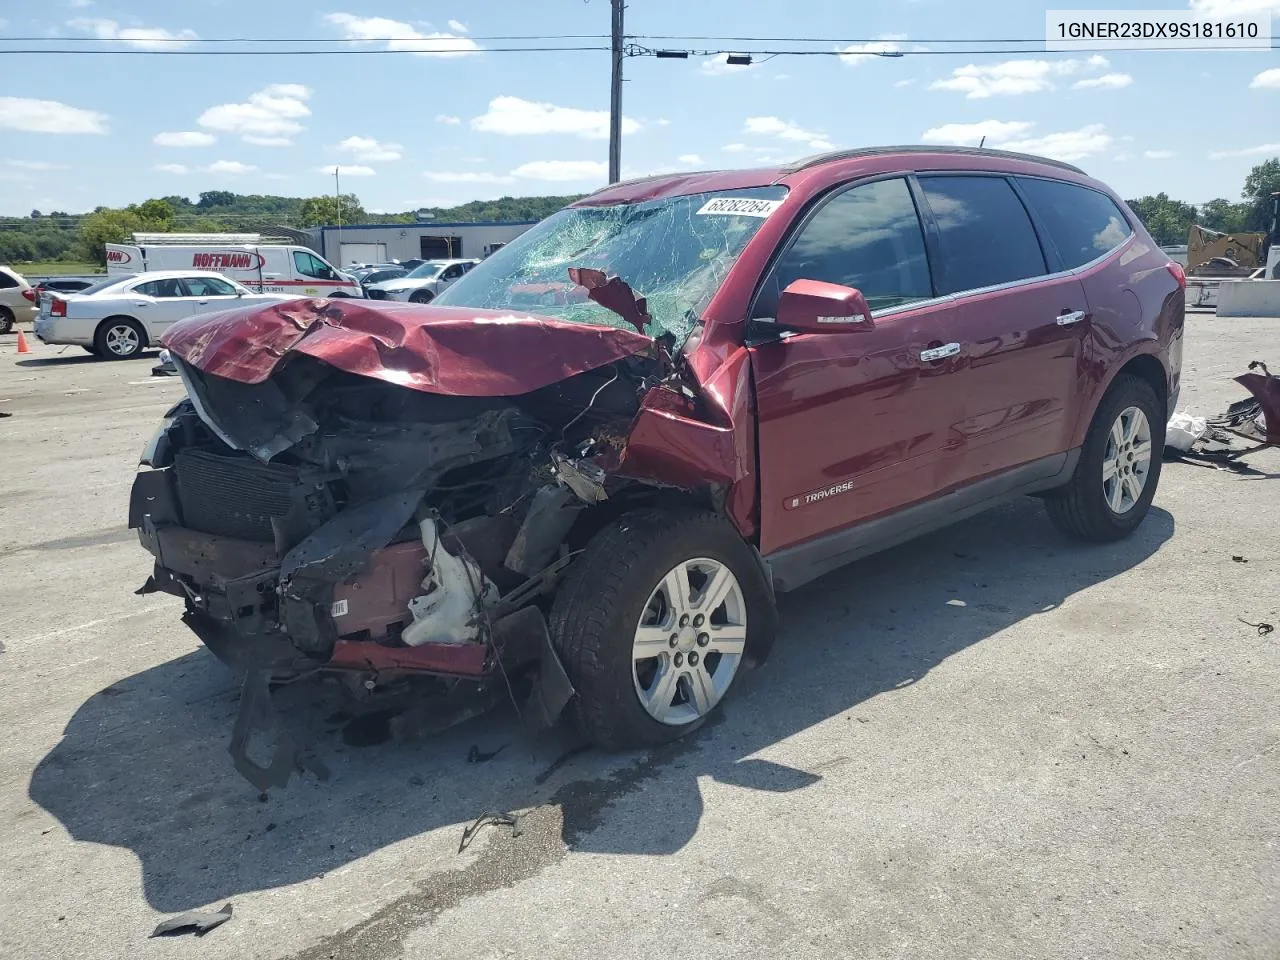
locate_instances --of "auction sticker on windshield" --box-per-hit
[696,197,784,217]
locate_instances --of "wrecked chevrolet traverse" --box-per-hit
[132,151,1184,788]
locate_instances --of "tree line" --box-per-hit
[1,158,1276,268]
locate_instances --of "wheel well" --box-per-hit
[97,315,149,347]
[1115,353,1167,411]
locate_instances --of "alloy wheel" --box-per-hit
[1102,405,1152,514]
[105,323,140,357]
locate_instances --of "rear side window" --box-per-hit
[135,278,187,298]
[770,177,933,312]
[1016,177,1133,269]
[0,268,19,289]
[919,176,1047,295]
[184,276,238,296]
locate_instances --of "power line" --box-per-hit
[0,45,609,56]
[0,34,612,42]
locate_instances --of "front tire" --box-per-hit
[94,317,146,360]
[409,290,434,304]
[550,508,776,749]
[0,307,13,334]
[1044,374,1163,541]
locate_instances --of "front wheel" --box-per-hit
[0,307,13,334]
[94,317,146,360]
[550,508,776,749]
[408,290,434,304]
[1044,374,1163,541]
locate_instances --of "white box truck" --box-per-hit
[105,234,363,297]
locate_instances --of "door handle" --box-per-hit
[1056,310,1087,326]
[133,302,150,308]
[920,342,961,362]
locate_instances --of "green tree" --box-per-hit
[1196,198,1251,234]
[134,198,176,226]
[297,194,366,228]
[1126,193,1198,245]
[1241,157,1280,230]
[77,208,142,265]
[197,190,237,210]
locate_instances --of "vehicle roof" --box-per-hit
[117,269,241,280]
[575,145,1096,206]
[422,258,479,265]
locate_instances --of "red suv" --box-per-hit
[131,146,1184,787]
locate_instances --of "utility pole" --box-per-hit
[334,166,343,263]
[608,0,624,183]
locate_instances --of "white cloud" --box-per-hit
[324,13,480,56]
[336,136,403,162]
[677,153,704,166]
[1188,0,1280,16]
[1143,149,1175,159]
[206,160,257,175]
[154,130,215,147]
[921,120,1036,144]
[1209,142,1280,158]
[0,97,108,134]
[931,56,1110,98]
[701,53,761,75]
[1251,67,1280,88]
[154,163,188,174]
[5,159,69,170]
[744,116,833,151]
[722,143,748,153]
[921,119,1111,160]
[68,17,197,49]
[448,19,467,32]
[894,78,917,88]
[424,170,516,184]
[775,73,791,80]
[997,124,1113,161]
[67,0,94,7]
[436,114,461,125]
[471,96,638,139]
[198,84,312,144]
[319,164,376,177]
[1074,73,1133,90]
[511,160,608,182]
[654,118,671,126]
[839,38,904,66]
[244,135,293,146]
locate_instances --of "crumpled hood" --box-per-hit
[161,297,654,396]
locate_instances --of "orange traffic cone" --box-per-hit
[15,329,30,354]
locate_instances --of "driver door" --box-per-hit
[748,176,968,557]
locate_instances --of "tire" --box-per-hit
[93,316,146,360]
[549,508,776,749]
[1044,374,1164,542]
[0,307,13,334]
[409,290,434,305]
[82,345,101,356]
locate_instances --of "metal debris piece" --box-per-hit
[1232,555,1248,563]
[458,812,522,853]
[149,903,233,938]
[1239,618,1275,637]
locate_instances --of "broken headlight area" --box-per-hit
[129,351,670,788]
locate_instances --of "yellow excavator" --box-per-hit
[1184,192,1280,307]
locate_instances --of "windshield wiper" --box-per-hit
[566,266,651,337]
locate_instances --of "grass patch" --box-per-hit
[11,261,102,278]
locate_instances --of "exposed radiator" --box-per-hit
[174,448,302,542]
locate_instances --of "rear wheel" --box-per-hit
[409,290,434,304]
[1044,374,1163,541]
[550,508,776,748]
[0,307,13,334]
[93,317,146,360]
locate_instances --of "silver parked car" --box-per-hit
[363,258,479,303]
[34,270,301,359]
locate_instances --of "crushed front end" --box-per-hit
[130,304,678,788]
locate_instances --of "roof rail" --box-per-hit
[130,232,297,245]
[780,145,1086,176]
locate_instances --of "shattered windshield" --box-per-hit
[434,186,787,342]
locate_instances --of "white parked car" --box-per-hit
[0,265,39,333]
[364,258,479,303]
[34,270,300,359]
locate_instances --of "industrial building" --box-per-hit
[309,220,539,267]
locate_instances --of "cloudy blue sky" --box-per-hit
[0,0,1277,216]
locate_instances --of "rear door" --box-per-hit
[130,278,195,336]
[749,176,965,555]
[180,275,244,315]
[435,262,468,293]
[915,174,1089,483]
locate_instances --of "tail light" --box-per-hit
[21,288,36,303]
[1166,261,1186,290]
[50,298,67,317]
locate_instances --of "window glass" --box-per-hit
[184,276,238,297]
[770,177,932,312]
[293,251,334,280]
[0,269,18,290]
[135,278,187,298]
[919,176,1047,294]
[1016,177,1133,270]
[441,264,464,280]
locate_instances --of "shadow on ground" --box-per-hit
[16,352,156,368]
[30,498,1174,912]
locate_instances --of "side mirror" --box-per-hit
[776,279,874,332]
